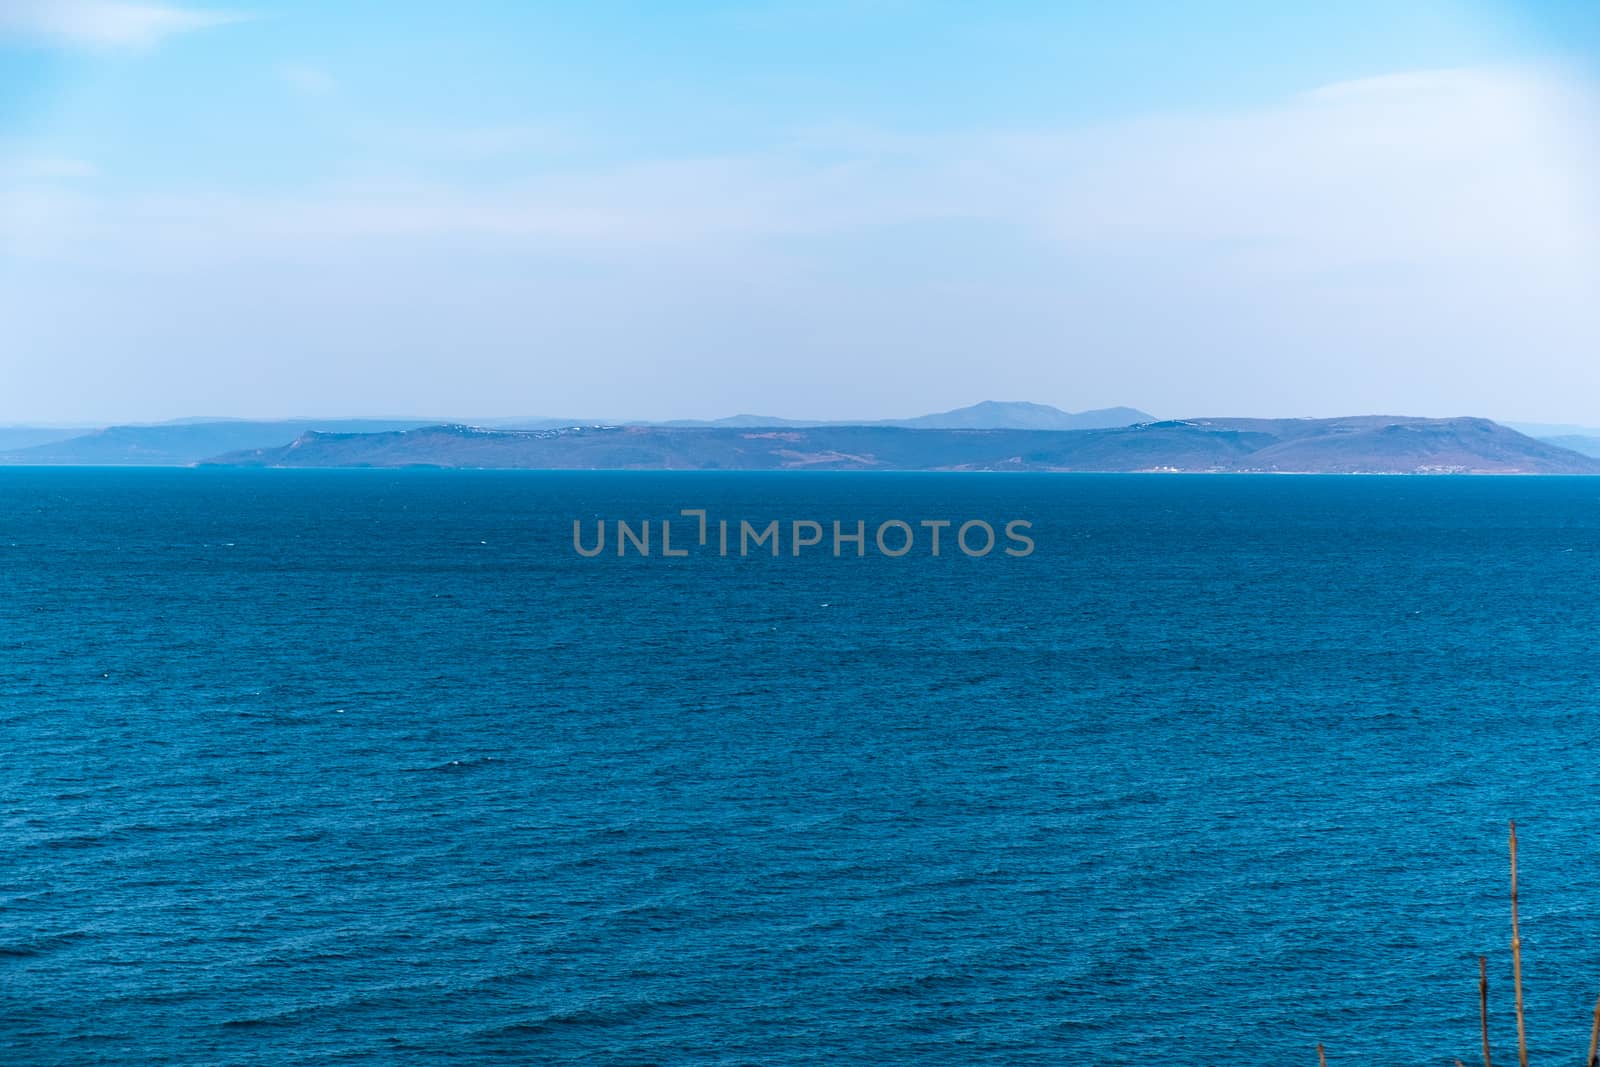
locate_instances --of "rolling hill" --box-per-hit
[201,416,1600,474]
[0,419,438,466]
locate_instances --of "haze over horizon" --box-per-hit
[9,403,1600,434]
[3,1,1599,425]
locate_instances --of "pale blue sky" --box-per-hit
[1,1,1597,423]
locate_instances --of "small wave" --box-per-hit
[473,999,670,1038]
[409,756,510,773]
[38,823,167,850]
[0,930,90,958]
[221,1013,297,1029]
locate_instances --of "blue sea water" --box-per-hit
[3,469,1600,1066]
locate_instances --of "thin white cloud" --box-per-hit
[0,156,97,179]
[1018,65,1600,266]
[279,63,335,95]
[5,66,1597,271]
[366,123,577,162]
[4,65,1600,423]
[0,0,248,49]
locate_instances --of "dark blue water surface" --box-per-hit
[5,470,1600,1065]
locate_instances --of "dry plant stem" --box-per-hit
[1317,1043,1327,1067]
[1509,820,1528,1067]
[1479,955,1491,1067]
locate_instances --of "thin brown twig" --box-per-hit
[1316,1042,1328,1067]
[1509,820,1528,1067]
[1479,954,1491,1067]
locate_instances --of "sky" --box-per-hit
[1,1,1597,425]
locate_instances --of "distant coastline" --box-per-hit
[5,403,1598,475]
[185,417,1600,475]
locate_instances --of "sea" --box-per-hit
[3,469,1599,1066]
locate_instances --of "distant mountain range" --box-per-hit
[0,426,92,452]
[645,401,1153,431]
[1504,424,1600,459]
[0,419,434,466]
[0,403,1149,466]
[202,416,1600,474]
[1536,435,1600,458]
[4,405,1598,473]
